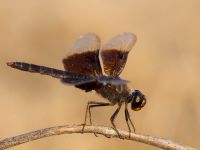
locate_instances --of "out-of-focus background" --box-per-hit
[1,0,200,149]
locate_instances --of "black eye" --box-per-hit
[132,98,142,109]
[131,90,146,111]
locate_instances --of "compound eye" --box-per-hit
[131,94,146,111]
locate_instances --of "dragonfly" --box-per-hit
[7,32,146,138]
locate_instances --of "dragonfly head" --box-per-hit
[128,90,146,111]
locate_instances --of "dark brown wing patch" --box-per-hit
[101,49,128,76]
[63,33,102,76]
[63,51,102,76]
[101,32,136,76]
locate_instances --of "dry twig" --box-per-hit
[0,124,197,150]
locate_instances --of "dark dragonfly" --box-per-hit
[7,32,146,138]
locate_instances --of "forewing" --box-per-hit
[61,72,95,85]
[97,76,129,85]
[61,72,97,92]
[101,32,137,76]
[63,33,102,76]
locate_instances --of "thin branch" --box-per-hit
[0,124,197,150]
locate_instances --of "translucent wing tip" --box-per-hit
[120,32,137,38]
[101,32,137,52]
[66,33,101,57]
[118,32,137,46]
[78,33,100,44]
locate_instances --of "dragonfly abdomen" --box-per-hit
[7,62,65,79]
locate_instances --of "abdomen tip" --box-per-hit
[6,62,14,66]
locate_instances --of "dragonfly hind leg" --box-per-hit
[82,101,113,136]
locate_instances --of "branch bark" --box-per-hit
[0,124,197,150]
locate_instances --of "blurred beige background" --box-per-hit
[1,0,200,149]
